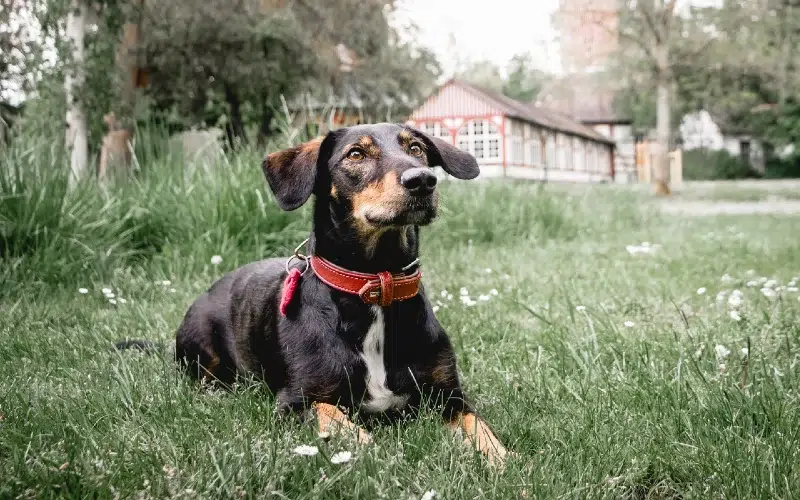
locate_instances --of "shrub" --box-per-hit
[682,149,761,180]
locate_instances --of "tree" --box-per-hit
[455,52,546,102]
[572,0,724,195]
[503,53,545,102]
[65,0,89,187]
[454,59,505,94]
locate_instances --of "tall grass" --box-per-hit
[0,125,650,298]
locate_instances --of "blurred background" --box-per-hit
[3,0,799,189]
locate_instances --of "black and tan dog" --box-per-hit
[168,123,509,465]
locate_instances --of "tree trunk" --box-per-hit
[65,0,88,188]
[223,83,246,149]
[256,104,274,147]
[653,45,671,196]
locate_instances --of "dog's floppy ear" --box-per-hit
[262,132,339,211]
[412,128,480,180]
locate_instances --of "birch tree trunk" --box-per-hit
[653,43,671,196]
[65,0,88,188]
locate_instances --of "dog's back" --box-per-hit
[175,258,286,385]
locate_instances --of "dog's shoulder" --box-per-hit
[221,257,286,300]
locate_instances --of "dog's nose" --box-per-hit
[400,168,437,196]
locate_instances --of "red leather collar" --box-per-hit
[309,256,422,306]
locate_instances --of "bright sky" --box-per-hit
[393,0,564,78]
[394,0,723,80]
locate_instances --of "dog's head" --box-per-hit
[262,123,479,229]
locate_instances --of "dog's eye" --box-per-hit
[347,149,365,161]
[409,144,424,157]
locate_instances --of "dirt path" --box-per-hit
[661,199,800,216]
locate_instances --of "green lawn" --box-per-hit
[2,172,800,498]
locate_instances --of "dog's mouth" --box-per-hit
[361,196,438,227]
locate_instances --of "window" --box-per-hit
[559,136,570,170]
[489,139,499,158]
[573,138,583,171]
[531,140,542,166]
[546,136,555,168]
[474,140,485,159]
[456,119,501,161]
[512,138,524,163]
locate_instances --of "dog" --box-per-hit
[161,123,509,465]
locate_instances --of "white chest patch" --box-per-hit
[360,306,410,413]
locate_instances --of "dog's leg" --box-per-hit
[445,412,508,467]
[312,402,373,445]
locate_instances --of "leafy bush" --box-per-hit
[682,149,761,180]
[763,155,800,179]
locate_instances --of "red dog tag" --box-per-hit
[279,268,302,316]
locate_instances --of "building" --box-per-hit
[537,73,638,182]
[406,79,617,182]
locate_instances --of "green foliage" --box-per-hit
[0,127,308,296]
[502,53,545,103]
[763,156,800,179]
[456,52,546,102]
[682,149,761,181]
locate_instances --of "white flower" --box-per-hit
[727,294,742,308]
[787,287,799,293]
[210,255,223,265]
[696,287,707,295]
[318,431,331,440]
[501,274,510,280]
[478,295,490,301]
[761,288,777,299]
[108,299,117,305]
[292,445,319,456]
[715,344,731,359]
[746,280,758,287]
[432,306,440,313]
[421,491,437,500]
[105,292,115,299]
[440,290,448,298]
[162,280,171,286]
[642,241,651,247]
[460,297,477,307]
[745,269,756,276]
[78,288,89,294]
[626,244,656,255]
[330,451,352,464]
[484,268,492,274]
[459,287,469,296]
[446,294,453,301]
[118,298,127,304]
[575,305,586,312]
[764,279,778,289]
[731,289,743,296]
[716,291,727,302]
[788,280,797,287]
[729,310,742,322]
[101,287,112,295]
[721,274,735,284]
[623,321,635,328]
[489,288,499,296]
[169,288,177,293]
[741,347,749,357]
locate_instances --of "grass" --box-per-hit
[3,137,800,499]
